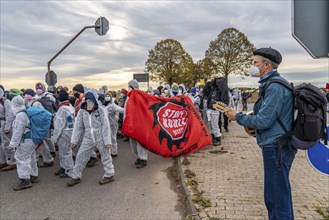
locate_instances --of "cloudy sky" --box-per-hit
[1,0,328,91]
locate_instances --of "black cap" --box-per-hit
[23,88,36,97]
[73,84,84,93]
[253,47,282,64]
[58,90,69,102]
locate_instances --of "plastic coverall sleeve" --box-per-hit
[51,108,66,144]
[99,107,112,146]
[10,112,28,149]
[71,110,84,145]
[4,100,14,131]
[113,104,124,114]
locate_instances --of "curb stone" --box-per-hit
[176,157,200,220]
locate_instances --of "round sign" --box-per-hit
[306,126,329,176]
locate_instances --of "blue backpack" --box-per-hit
[24,107,52,144]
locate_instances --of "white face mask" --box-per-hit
[249,65,260,77]
[105,97,111,102]
[128,87,133,92]
[178,89,183,94]
[249,63,266,77]
[86,99,94,110]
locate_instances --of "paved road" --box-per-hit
[0,139,186,220]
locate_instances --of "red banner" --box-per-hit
[122,90,212,157]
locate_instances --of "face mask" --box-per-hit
[24,94,33,101]
[128,87,133,92]
[74,93,80,98]
[105,97,111,102]
[249,63,266,77]
[179,89,183,94]
[86,99,94,111]
[36,89,43,95]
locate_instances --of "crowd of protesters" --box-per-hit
[0,78,254,191]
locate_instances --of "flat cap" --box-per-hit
[253,47,282,65]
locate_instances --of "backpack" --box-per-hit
[263,79,327,150]
[23,107,52,145]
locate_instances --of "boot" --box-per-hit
[1,164,16,171]
[54,167,65,176]
[13,179,32,191]
[0,163,8,169]
[86,157,98,167]
[134,158,141,165]
[99,176,114,185]
[30,175,39,183]
[135,160,147,169]
[213,137,221,146]
[39,161,54,168]
[67,178,81,187]
[59,173,69,178]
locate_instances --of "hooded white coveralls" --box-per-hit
[0,95,16,166]
[70,91,114,179]
[10,100,38,180]
[51,103,74,174]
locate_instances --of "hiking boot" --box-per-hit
[134,158,141,165]
[30,175,39,183]
[1,164,16,171]
[86,157,98,167]
[0,163,8,169]
[67,178,81,187]
[39,161,54,168]
[99,176,114,185]
[13,179,32,191]
[60,173,69,178]
[213,137,221,146]
[135,160,147,168]
[224,127,229,132]
[111,154,118,158]
[54,167,65,176]
[123,136,129,141]
[50,152,56,158]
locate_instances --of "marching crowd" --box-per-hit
[0,78,252,191]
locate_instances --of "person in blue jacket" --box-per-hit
[226,47,297,220]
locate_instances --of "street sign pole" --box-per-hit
[46,17,109,86]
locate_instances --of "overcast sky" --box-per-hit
[1,0,328,91]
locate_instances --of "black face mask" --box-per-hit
[74,93,80,98]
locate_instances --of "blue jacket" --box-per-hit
[235,71,293,147]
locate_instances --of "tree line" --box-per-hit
[145,27,255,88]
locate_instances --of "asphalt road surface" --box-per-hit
[0,139,186,219]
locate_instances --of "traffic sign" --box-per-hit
[95,17,109,36]
[306,126,329,176]
[45,70,57,86]
[292,0,329,58]
[133,73,149,82]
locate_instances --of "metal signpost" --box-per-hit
[46,17,109,86]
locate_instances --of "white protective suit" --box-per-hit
[10,97,38,180]
[37,90,57,153]
[51,102,74,174]
[105,102,124,156]
[29,99,54,164]
[125,80,148,161]
[70,90,114,179]
[0,91,16,165]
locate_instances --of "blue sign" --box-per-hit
[306,127,329,176]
